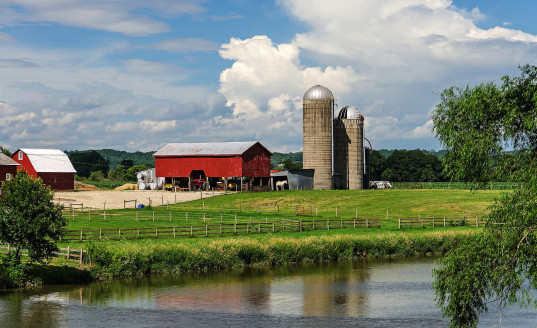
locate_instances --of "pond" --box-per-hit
[0,256,535,327]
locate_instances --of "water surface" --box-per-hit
[0,257,535,327]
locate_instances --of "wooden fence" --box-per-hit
[0,245,85,263]
[61,218,380,242]
[398,217,485,229]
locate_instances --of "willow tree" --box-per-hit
[432,65,537,327]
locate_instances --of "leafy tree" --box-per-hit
[432,65,537,327]
[120,159,134,169]
[66,150,109,178]
[369,150,386,180]
[0,146,11,157]
[282,159,302,171]
[0,172,67,263]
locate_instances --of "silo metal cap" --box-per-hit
[337,105,363,120]
[303,85,334,100]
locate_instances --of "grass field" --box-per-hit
[62,189,503,236]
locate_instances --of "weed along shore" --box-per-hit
[84,229,478,278]
[49,189,497,280]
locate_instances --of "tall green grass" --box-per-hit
[87,230,476,277]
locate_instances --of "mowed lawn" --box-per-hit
[64,189,504,231]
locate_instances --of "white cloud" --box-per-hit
[0,0,205,36]
[152,38,219,52]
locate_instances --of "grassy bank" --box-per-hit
[86,228,478,278]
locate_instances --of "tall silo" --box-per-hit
[334,106,364,190]
[303,85,334,190]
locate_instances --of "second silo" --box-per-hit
[334,106,364,190]
[303,85,334,190]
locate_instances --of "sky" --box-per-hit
[1,0,537,153]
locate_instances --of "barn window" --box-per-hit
[6,173,11,180]
[18,152,23,160]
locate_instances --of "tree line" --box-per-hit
[65,150,148,182]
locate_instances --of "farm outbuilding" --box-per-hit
[0,153,19,185]
[11,149,77,191]
[153,141,272,191]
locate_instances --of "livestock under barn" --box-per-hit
[153,141,272,191]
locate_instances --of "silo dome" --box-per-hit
[303,85,334,100]
[337,105,363,120]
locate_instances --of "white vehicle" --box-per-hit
[370,181,393,189]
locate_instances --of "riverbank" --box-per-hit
[86,228,478,278]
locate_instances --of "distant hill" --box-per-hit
[376,149,447,158]
[271,152,303,169]
[96,149,155,170]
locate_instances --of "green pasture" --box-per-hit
[64,189,503,232]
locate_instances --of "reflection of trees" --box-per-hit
[0,292,61,328]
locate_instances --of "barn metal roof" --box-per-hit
[153,141,270,157]
[16,149,77,173]
[0,153,19,166]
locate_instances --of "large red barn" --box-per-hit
[12,149,77,191]
[0,153,19,186]
[153,141,272,191]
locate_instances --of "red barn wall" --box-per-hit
[12,151,38,178]
[155,156,243,178]
[0,165,18,184]
[38,173,75,191]
[242,144,271,177]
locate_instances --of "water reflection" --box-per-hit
[1,257,535,327]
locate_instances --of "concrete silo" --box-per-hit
[303,85,334,190]
[334,106,364,190]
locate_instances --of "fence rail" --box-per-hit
[0,245,85,263]
[61,218,380,242]
[398,217,485,229]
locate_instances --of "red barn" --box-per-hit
[154,141,272,191]
[12,148,77,191]
[0,153,19,185]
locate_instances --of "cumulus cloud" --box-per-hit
[214,0,537,148]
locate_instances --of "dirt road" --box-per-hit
[54,190,225,210]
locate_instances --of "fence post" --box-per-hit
[153,212,155,222]
[340,219,343,228]
[119,228,122,238]
[89,210,91,222]
[138,228,140,238]
[186,212,188,222]
[316,207,318,217]
[398,219,401,229]
[80,230,83,241]
[156,228,158,238]
[366,219,369,228]
[221,203,223,213]
[386,209,388,221]
[327,219,329,230]
[277,204,279,215]
[353,219,356,228]
[336,207,338,218]
[206,225,208,236]
[246,223,249,234]
[221,213,223,223]
[203,201,205,212]
[220,224,222,235]
[355,208,357,219]
[72,210,75,221]
[444,217,446,227]
[259,223,261,233]
[67,246,70,260]
[100,229,102,240]
[282,219,285,231]
[104,211,106,221]
[191,226,193,236]
[175,194,177,204]
[272,222,275,233]
[234,223,237,233]
[170,211,172,222]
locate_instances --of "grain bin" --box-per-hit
[334,106,364,190]
[303,85,334,190]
